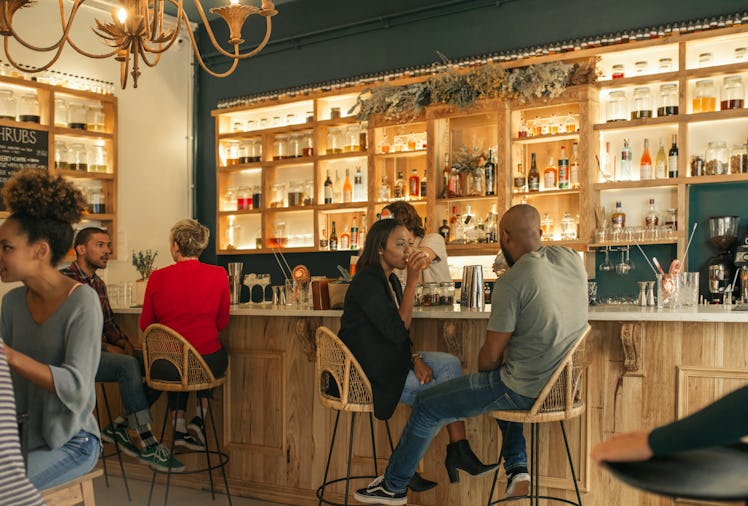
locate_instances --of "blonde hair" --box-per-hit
[170,219,210,258]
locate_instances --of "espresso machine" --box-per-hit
[734,231,748,303]
[707,216,739,303]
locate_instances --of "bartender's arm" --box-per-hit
[478,330,512,372]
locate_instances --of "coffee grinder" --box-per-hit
[734,231,748,303]
[707,216,739,303]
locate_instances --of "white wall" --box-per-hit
[0,2,194,291]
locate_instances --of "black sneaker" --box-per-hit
[174,431,205,451]
[187,416,206,446]
[101,423,139,458]
[354,475,407,505]
[140,443,186,473]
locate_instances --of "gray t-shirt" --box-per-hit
[1,285,102,451]
[487,246,588,398]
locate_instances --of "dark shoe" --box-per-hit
[187,416,206,446]
[353,475,406,505]
[101,423,140,458]
[408,471,438,492]
[174,431,205,451]
[505,471,530,498]
[444,439,498,483]
[140,443,186,473]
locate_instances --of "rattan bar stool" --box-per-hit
[487,325,591,506]
[94,381,132,501]
[316,326,403,506]
[142,324,231,506]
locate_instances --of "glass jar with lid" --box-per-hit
[90,143,108,173]
[287,134,301,158]
[658,57,673,72]
[222,187,237,212]
[657,84,679,116]
[272,135,287,160]
[306,110,314,123]
[270,181,287,208]
[326,128,344,154]
[720,76,744,110]
[611,64,624,79]
[238,140,251,164]
[631,87,653,119]
[236,186,251,210]
[736,47,747,62]
[303,180,314,205]
[287,181,303,207]
[329,107,341,120]
[18,93,40,123]
[705,141,729,175]
[54,141,69,170]
[606,90,627,122]
[54,98,68,127]
[301,131,314,157]
[285,113,296,126]
[69,143,88,171]
[692,80,717,113]
[439,282,455,305]
[0,90,16,120]
[225,140,240,166]
[67,102,87,129]
[730,144,747,174]
[249,138,262,162]
[344,126,359,152]
[634,61,648,74]
[88,187,105,214]
[86,103,105,132]
[698,52,713,67]
[421,282,439,307]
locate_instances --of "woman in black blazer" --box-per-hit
[339,219,495,490]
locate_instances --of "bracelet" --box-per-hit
[411,352,423,365]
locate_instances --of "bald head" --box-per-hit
[499,204,542,265]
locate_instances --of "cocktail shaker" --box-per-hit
[227,262,243,304]
[460,265,485,310]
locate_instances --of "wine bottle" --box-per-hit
[484,149,495,196]
[329,221,338,250]
[558,146,569,189]
[668,134,679,178]
[640,138,653,180]
[655,138,666,179]
[323,170,333,204]
[528,153,540,191]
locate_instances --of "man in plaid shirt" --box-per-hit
[61,227,185,471]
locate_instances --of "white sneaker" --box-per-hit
[505,472,530,498]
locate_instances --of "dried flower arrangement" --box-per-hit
[132,249,158,280]
[350,59,598,122]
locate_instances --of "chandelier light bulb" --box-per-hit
[230,0,240,4]
[116,8,128,24]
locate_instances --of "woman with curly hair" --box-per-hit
[0,168,102,490]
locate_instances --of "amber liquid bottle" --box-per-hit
[329,221,338,250]
[543,156,558,190]
[528,153,540,192]
[408,169,420,199]
[343,169,353,203]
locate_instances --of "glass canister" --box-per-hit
[69,143,88,171]
[606,90,627,122]
[658,57,673,72]
[272,135,287,160]
[326,127,343,154]
[270,182,287,208]
[301,131,314,157]
[252,185,262,209]
[287,181,303,207]
[86,103,106,132]
[692,79,717,113]
[330,107,341,120]
[303,180,314,205]
[720,75,744,110]
[88,187,105,214]
[18,93,40,123]
[631,87,653,119]
[344,126,358,152]
[698,52,713,67]
[249,138,262,162]
[90,143,108,173]
[236,186,251,210]
[0,90,15,120]
[634,61,648,74]
[54,141,69,170]
[736,47,747,62]
[705,141,729,175]
[611,64,624,79]
[238,140,251,164]
[53,98,68,127]
[421,282,439,307]
[730,144,748,174]
[225,140,240,166]
[287,133,301,158]
[657,84,679,116]
[67,101,87,129]
[439,282,455,305]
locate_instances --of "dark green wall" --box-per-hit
[193,0,747,285]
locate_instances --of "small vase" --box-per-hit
[135,278,148,306]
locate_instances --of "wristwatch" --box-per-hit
[411,352,423,368]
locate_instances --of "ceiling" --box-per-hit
[164,0,298,22]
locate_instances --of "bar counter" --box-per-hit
[112,305,748,506]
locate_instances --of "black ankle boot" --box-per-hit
[444,439,498,483]
[408,471,438,492]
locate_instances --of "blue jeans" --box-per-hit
[384,368,535,492]
[96,351,157,427]
[27,430,100,490]
[399,351,463,406]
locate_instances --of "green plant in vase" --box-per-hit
[132,249,158,280]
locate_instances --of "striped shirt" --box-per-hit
[0,338,44,505]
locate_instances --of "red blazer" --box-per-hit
[139,259,230,355]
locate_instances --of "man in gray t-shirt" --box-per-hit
[355,204,588,506]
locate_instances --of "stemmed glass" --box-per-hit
[616,248,631,275]
[599,246,614,272]
[625,247,635,272]
[257,274,271,304]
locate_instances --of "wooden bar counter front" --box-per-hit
[112,305,748,506]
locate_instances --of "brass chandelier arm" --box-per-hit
[138,45,163,68]
[2,35,65,71]
[191,0,273,60]
[184,22,240,79]
[140,0,184,55]
[2,0,80,53]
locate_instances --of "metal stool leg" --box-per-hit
[367,413,378,477]
[205,396,232,505]
[317,410,341,506]
[559,421,582,506]
[148,402,171,506]
[98,383,132,501]
[198,401,217,500]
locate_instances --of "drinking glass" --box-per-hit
[599,247,614,272]
[107,283,120,307]
[587,281,598,305]
[677,272,699,306]
[257,274,271,303]
[615,249,630,275]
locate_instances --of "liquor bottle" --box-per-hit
[513,162,526,192]
[454,214,465,243]
[358,215,367,246]
[447,165,461,198]
[558,146,570,189]
[438,219,450,242]
[378,175,391,201]
[560,212,576,239]
[543,156,558,190]
[611,201,626,229]
[602,141,615,181]
[350,217,359,250]
[449,205,458,241]
[644,198,659,227]
[485,203,499,242]
[541,213,554,239]
[528,153,540,191]
[323,170,333,204]
[464,204,475,226]
[353,166,365,202]
[420,169,428,198]
[655,138,667,179]
[484,149,496,196]
[319,228,329,250]
[393,170,405,200]
[343,169,353,203]
[668,134,679,178]
[640,138,653,180]
[570,142,580,188]
[333,170,343,203]
[329,221,338,250]
[620,139,633,181]
[340,225,351,250]
[441,154,450,198]
[408,169,420,199]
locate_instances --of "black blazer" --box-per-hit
[339,266,411,420]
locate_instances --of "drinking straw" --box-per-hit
[680,222,699,269]
[633,239,658,276]
[652,256,666,276]
[271,246,292,280]
[730,268,740,295]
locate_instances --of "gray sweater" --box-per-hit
[1,285,102,451]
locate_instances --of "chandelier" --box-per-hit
[0,0,278,88]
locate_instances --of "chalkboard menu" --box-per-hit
[0,125,48,211]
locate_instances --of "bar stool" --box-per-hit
[316,326,403,506]
[94,381,132,501]
[605,442,748,505]
[487,325,591,506]
[142,323,231,506]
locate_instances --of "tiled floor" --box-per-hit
[94,474,291,506]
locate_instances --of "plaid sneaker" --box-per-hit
[354,475,407,505]
[187,416,206,446]
[174,431,205,451]
[140,443,185,473]
[101,423,139,458]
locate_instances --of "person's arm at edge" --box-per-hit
[478,330,512,372]
[1,345,55,393]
